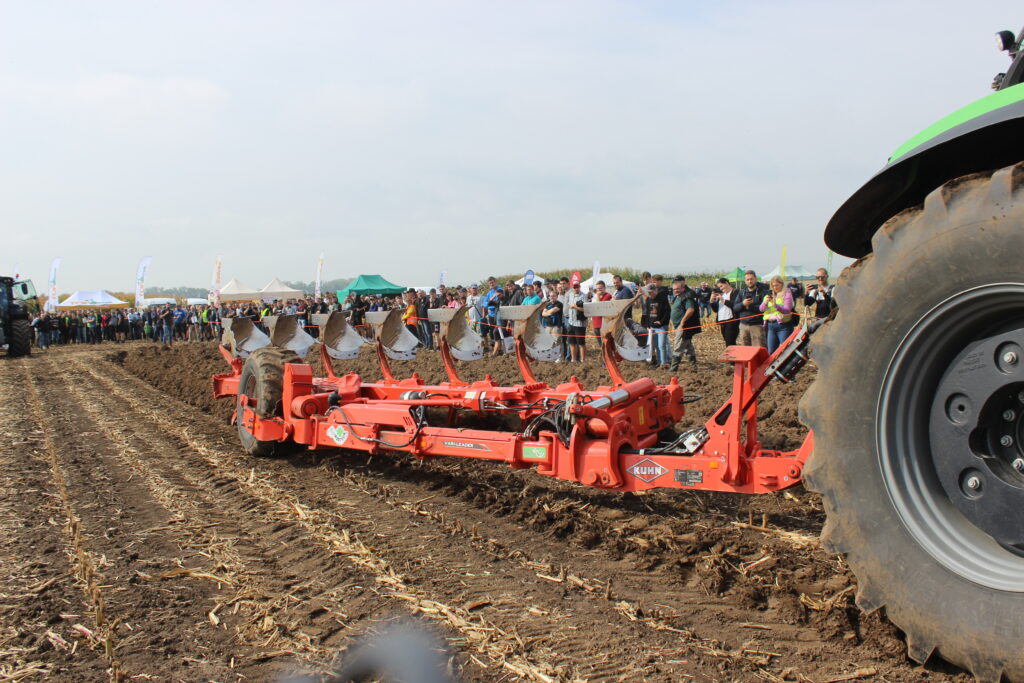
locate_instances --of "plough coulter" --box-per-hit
[214,300,812,494]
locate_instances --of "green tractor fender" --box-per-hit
[825,82,1024,258]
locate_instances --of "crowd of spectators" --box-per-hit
[29,269,836,369]
[30,304,226,348]
[370,268,835,371]
[29,297,343,349]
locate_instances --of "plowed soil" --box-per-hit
[0,333,972,681]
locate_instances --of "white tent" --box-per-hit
[259,277,305,301]
[579,273,636,295]
[186,297,210,306]
[219,278,260,302]
[57,290,127,307]
[764,264,817,281]
[141,297,176,306]
[514,275,546,287]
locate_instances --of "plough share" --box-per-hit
[213,299,813,495]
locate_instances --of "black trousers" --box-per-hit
[720,319,740,347]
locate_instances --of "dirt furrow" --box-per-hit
[0,361,110,681]
[20,361,131,680]
[43,356,353,678]
[92,349,933,681]
[66,356,578,681]
[80,341,970,681]
[17,359,272,680]
[66,353,803,681]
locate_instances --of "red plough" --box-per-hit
[213,300,812,494]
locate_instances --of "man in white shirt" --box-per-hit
[465,284,483,333]
[711,277,740,346]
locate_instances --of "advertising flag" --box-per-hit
[439,270,447,287]
[134,256,152,308]
[314,253,325,299]
[570,270,582,287]
[592,260,600,286]
[210,256,222,307]
[46,258,61,312]
[523,269,535,285]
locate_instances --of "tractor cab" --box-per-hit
[13,279,36,300]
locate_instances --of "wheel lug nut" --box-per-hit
[1014,459,1024,473]
[1004,410,1017,421]
[966,475,982,491]
[1004,351,1019,365]
[1001,435,1014,447]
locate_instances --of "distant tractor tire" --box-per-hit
[8,319,32,357]
[801,162,1024,682]
[236,347,300,457]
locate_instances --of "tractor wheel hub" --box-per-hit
[930,327,1024,551]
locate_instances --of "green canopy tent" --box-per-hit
[723,267,747,284]
[337,274,406,299]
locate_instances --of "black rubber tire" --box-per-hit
[800,162,1024,682]
[8,318,31,357]
[236,347,300,457]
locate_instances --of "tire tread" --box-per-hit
[801,161,1024,681]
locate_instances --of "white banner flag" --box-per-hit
[592,260,600,286]
[439,269,447,287]
[314,253,325,299]
[134,256,152,308]
[210,256,222,307]
[46,258,61,311]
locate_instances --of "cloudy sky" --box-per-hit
[2,1,1020,292]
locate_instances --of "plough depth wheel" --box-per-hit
[237,347,300,457]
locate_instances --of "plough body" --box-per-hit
[214,302,812,495]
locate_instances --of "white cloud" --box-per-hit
[1,73,227,137]
[0,0,1019,290]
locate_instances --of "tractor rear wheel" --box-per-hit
[236,347,300,457]
[8,319,31,357]
[801,162,1024,682]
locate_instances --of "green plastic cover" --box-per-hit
[337,274,406,299]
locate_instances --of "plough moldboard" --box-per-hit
[213,301,813,494]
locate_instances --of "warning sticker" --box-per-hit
[522,446,548,460]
